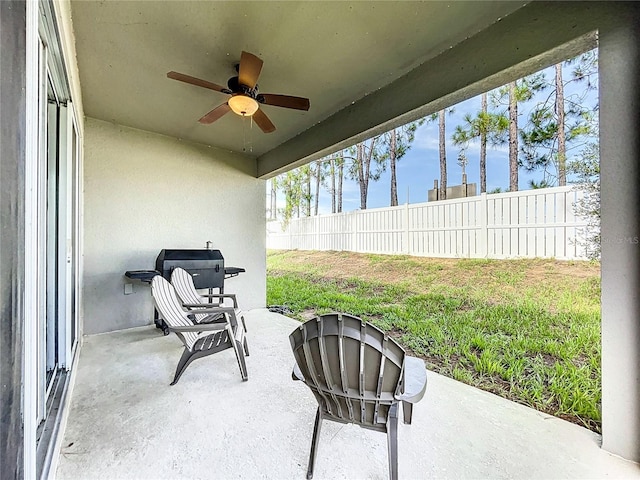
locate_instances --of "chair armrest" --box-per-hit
[292,362,304,381]
[396,356,427,404]
[200,293,238,307]
[183,306,235,315]
[190,306,240,330]
[168,323,228,333]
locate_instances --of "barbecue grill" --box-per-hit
[156,249,225,290]
[125,247,245,334]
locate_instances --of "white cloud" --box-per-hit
[413,134,440,151]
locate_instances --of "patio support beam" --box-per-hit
[256,1,617,178]
[599,7,640,463]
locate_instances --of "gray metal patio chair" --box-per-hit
[290,313,427,480]
[151,275,248,385]
[170,267,249,355]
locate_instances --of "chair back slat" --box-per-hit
[151,275,199,349]
[338,319,348,394]
[290,313,405,429]
[170,267,212,323]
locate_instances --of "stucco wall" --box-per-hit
[82,118,266,335]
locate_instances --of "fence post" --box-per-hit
[479,193,488,258]
[403,202,410,254]
[315,215,321,250]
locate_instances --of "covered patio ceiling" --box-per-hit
[70,1,603,178]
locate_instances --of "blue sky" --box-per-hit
[359,95,510,210]
[271,56,598,217]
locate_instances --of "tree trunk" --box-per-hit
[337,160,343,213]
[270,179,277,219]
[439,110,447,200]
[330,155,336,214]
[390,129,398,206]
[480,93,487,193]
[283,176,294,224]
[354,138,379,210]
[357,142,367,209]
[508,82,518,191]
[314,161,321,215]
[555,63,566,186]
[306,170,311,216]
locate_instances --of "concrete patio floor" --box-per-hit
[56,310,640,479]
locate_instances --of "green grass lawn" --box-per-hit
[267,250,602,432]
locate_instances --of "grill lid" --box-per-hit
[155,249,226,289]
[156,249,223,261]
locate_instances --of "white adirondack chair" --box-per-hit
[170,267,249,356]
[151,275,248,385]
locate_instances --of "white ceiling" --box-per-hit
[70,1,527,162]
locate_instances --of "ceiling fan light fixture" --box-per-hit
[228,94,259,116]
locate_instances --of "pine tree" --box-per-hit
[269,178,278,220]
[377,120,423,206]
[426,109,454,199]
[345,137,383,210]
[520,51,598,186]
[452,91,507,193]
[313,158,328,216]
[337,154,344,213]
[508,82,519,191]
[280,170,301,226]
[438,110,448,199]
[300,164,312,217]
[491,74,546,191]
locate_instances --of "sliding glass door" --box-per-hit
[45,76,60,396]
[31,13,81,474]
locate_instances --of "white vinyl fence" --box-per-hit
[267,186,590,260]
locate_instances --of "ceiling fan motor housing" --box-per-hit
[227,76,258,98]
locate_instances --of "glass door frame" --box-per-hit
[24,0,82,476]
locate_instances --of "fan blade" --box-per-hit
[253,108,276,133]
[167,71,227,93]
[199,103,231,124]
[238,51,263,89]
[260,94,310,111]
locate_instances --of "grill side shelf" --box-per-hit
[125,270,161,283]
[224,267,246,279]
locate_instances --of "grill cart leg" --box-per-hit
[154,308,170,335]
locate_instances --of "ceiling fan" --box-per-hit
[167,51,310,133]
